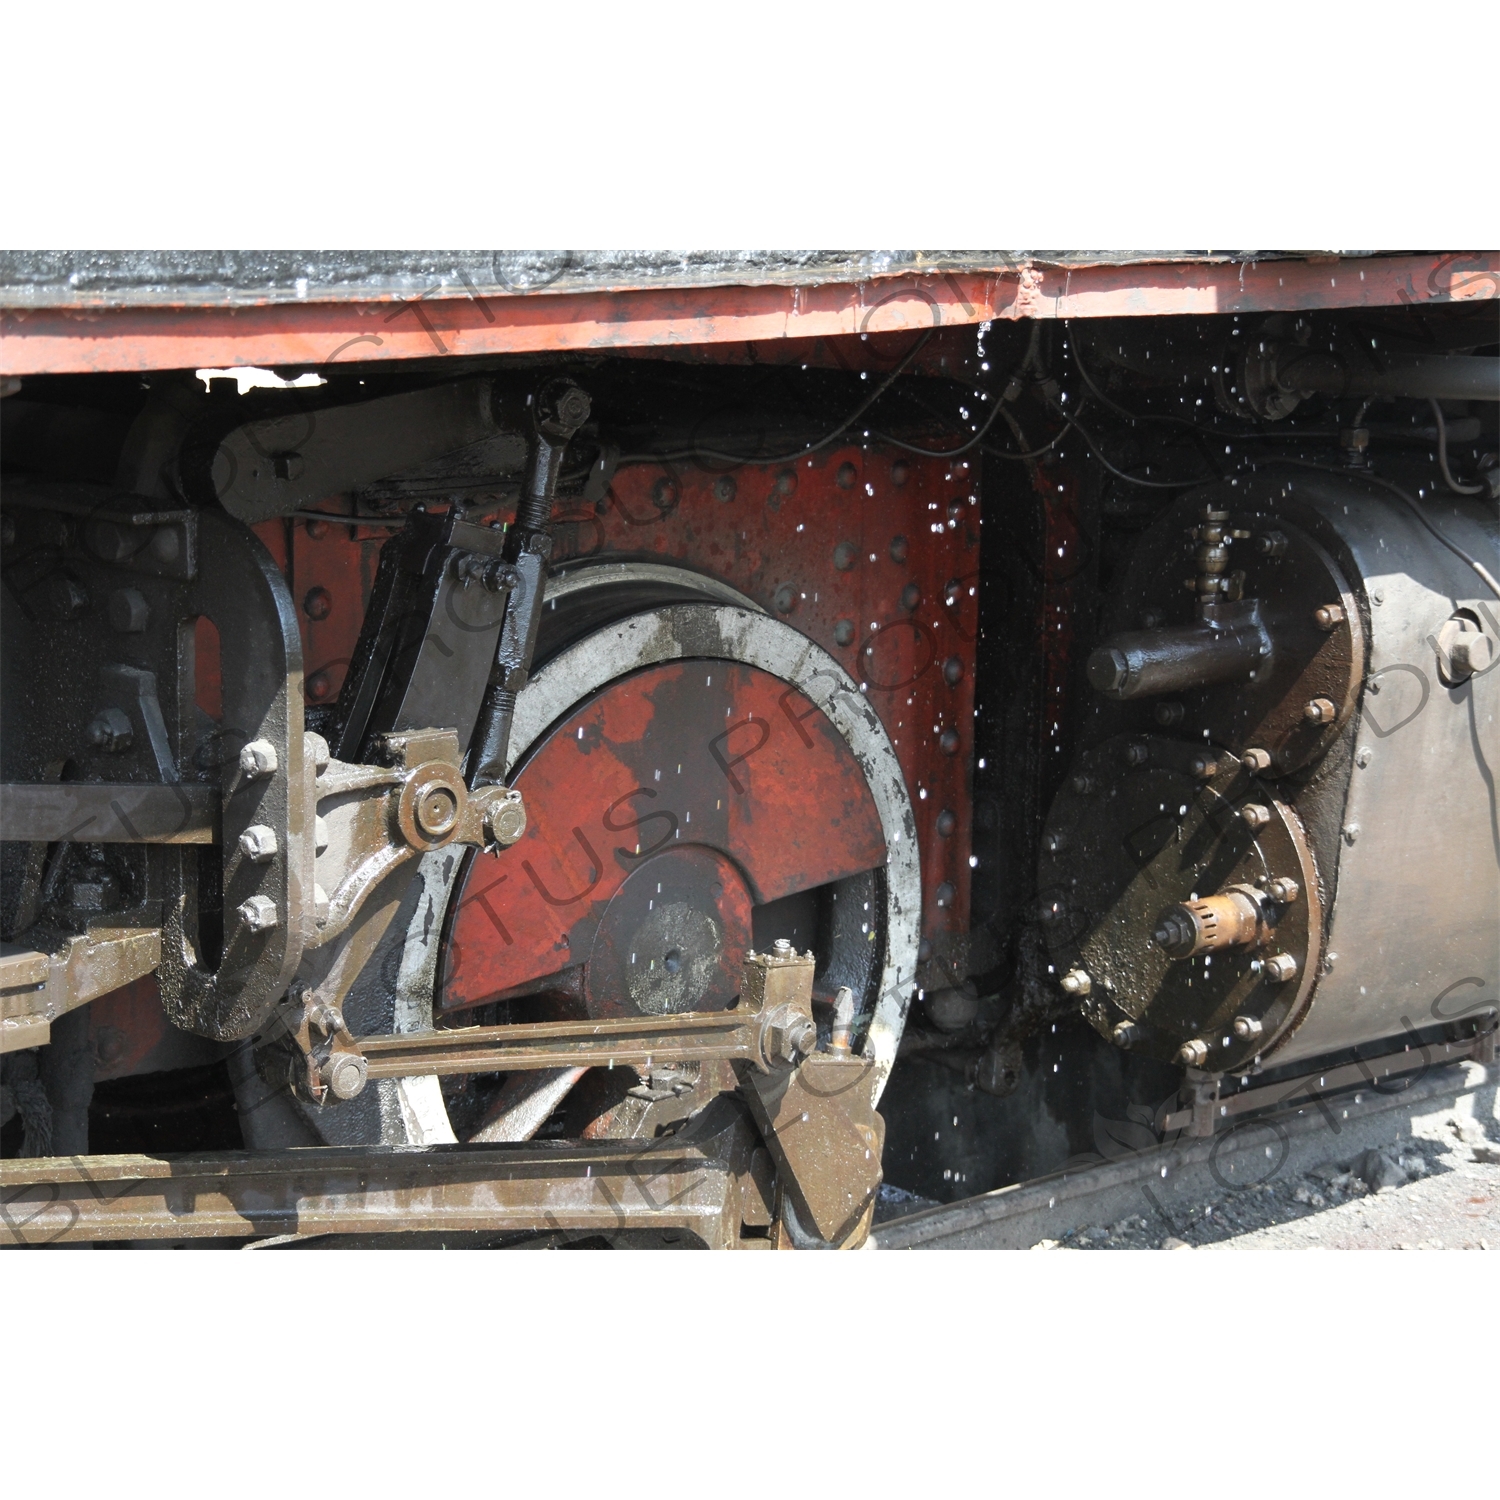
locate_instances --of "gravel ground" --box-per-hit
[1029,1105,1499,1251]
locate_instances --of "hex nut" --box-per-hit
[1112,1020,1142,1048]
[1265,877,1300,903]
[108,588,150,633]
[1303,697,1338,724]
[239,739,278,779]
[1123,741,1150,767]
[1154,701,1185,726]
[1233,1015,1264,1039]
[237,895,279,933]
[238,824,278,862]
[324,1053,369,1101]
[1177,1039,1210,1068]
[1191,753,1219,779]
[1059,968,1092,997]
[87,706,134,753]
[1240,803,1272,830]
[1262,952,1298,983]
[1314,603,1346,630]
[1242,747,1273,774]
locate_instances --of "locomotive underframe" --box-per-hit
[2,251,1496,1246]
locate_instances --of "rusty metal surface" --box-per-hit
[0,781,216,843]
[2,254,1494,376]
[443,659,887,1014]
[1039,736,1322,1071]
[0,250,1363,309]
[359,1009,758,1078]
[1268,477,1500,1066]
[1090,491,1366,776]
[0,927,161,1052]
[0,1093,761,1247]
[552,444,979,983]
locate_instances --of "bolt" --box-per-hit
[1177,1039,1210,1068]
[1153,909,1197,954]
[1123,741,1150,767]
[1450,632,1495,678]
[108,588,150,633]
[712,475,736,504]
[1342,822,1360,845]
[937,809,957,837]
[939,728,960,755]
[1355,746,1372,768]
[935,881,956,908]
[943,655,963,685]
[1089,649,1130,695]
[836,462,857,489]
[239,739,278,779]
[773,584,796,614]
[889,535,909,563]
[1112,1021,1142,1048]
[535,380,592,438]
[1242,747,1273,774]
[833,541,857,571]
[1071,773,1096,795]
[1233,1015,1265,1039]
[773,938,792,954]
[833,619,854,646]
[485,790,527,847]
[1265,876,1300,903]
[314,816,329,853]
[1303,697,1338,724]
[303,586,332,620]
[1240,803,1272,831]
[1314,603,1345,630]
[1154,701,1185,726]
[1191,752,1219,779]
[86,707,134,754]
[1262,953,1298,983]
[324,1053,369,1101]
[1256,531,1289,558]
[1060,968,1092,997]
[1043,829,1068,853]
[238,824,278,862]
[306,732,331,773]
[237,895,279,933]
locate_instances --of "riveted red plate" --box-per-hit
[441,659,888,1014]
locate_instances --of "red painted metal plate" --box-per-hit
[441,659,888,1015]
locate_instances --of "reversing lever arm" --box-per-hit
[469,379,592,787]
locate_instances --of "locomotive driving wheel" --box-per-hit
[303,562,918,1150]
